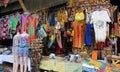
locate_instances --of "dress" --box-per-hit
[72,21,85,48]
[12,34,20,55]
[11,14,20,30]
[85,23,93,46]
[18,34,29,57]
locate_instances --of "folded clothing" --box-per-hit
[88,60,102,68]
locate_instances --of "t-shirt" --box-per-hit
[91,10,111,42]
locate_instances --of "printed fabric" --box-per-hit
[91,10,111,42]
[11,14,20,30]
[12,34,20,55]
[20,14,30,32]
[2,16,9,40]
[18,35,29,57]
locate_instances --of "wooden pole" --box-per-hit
[18,0,27,11]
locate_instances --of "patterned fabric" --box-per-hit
[0,18,4,39]
[28,16,38,41]
[11,14,20,30]
[2,16,9,40]
[12,34,20,55]
[18,35,29,57]
[20,14,30,32]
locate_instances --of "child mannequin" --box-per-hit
[18,30,29,72]
[12,31,20,72]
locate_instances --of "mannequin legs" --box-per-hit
[13,55,18,72]
[24,57,28,72]
[20,56,28,72]
[20,57,23,72]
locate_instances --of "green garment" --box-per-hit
[11,15,20,30]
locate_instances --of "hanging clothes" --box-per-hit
[49,13,55,26]
[20,14,30,33]
[2,16,9,40]
[11,13,20,31]
[85,23,93,46]
[72,21,84,48]
[91,10,111,42]
[28,14,39,42]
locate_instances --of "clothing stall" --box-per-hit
[0,0,120,72]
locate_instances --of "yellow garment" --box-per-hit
[43,24,49,32]
[75,12,84,21]
[71,30,74,36]
[40,59,65,72]
[67,0,74,7]
[88,60,102,68]
[57,11,62,22]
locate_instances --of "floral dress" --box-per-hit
[18,35,29,57]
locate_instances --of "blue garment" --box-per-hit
[49,13,55,26]
[85,23,93,46]
[18,35,29,57]
[82,66,96,72]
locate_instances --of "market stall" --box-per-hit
[0,0,120,72]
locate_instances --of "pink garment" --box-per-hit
[98,69,104,72]
[2,17,8,40]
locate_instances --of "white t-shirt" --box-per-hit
[91,10,111,42]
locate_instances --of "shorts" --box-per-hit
[18,47,28,57]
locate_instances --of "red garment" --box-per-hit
[72,21,84,48]
[2,18,8,40]
[28,16,38,42]
[56,43,60,54]
[97,42,105,50]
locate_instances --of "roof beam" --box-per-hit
[18,0,27,11]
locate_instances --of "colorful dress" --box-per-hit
[28,15,38,42]
[20,14,30,32]
[85,23,93,46]
[72,21,84,48]
[18,35,29,57]
[2,16,8,40]
[12,34,20,55]
[11,14,20,30]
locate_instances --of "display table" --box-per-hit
[40,57,82,72]
[0,55,31,72]
[40,57,106,72]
